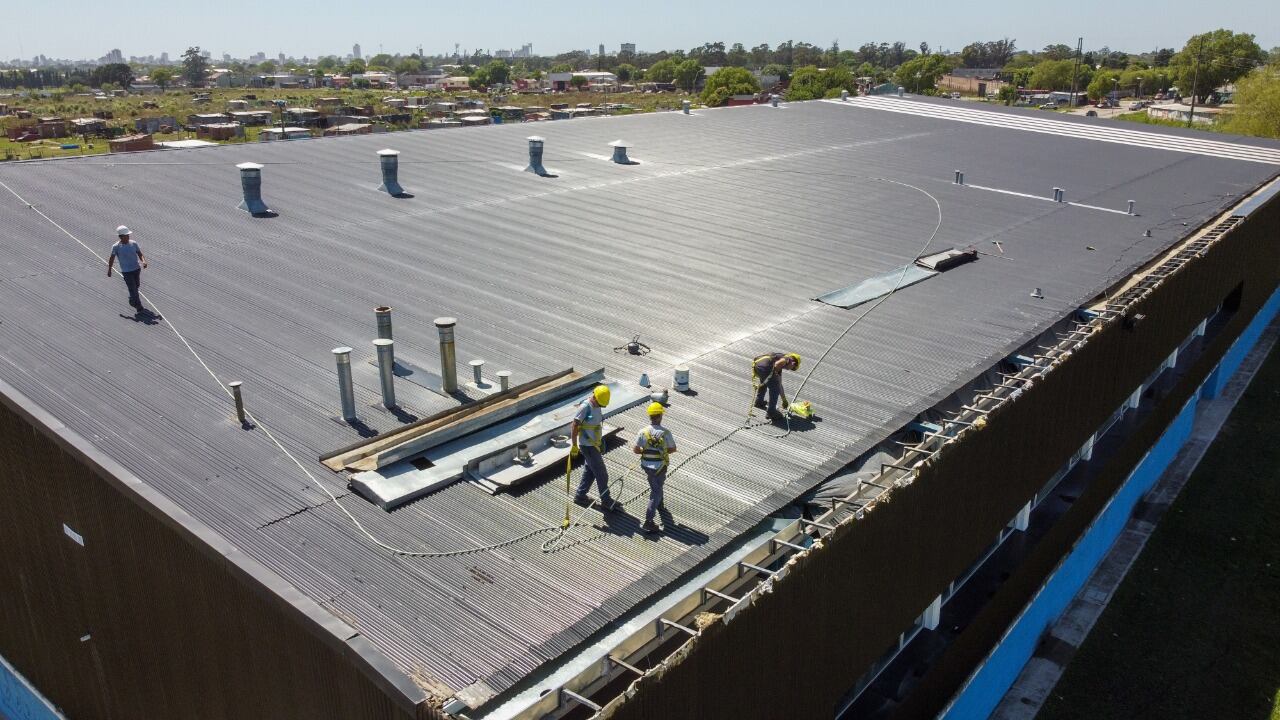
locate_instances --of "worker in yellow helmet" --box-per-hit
[633,402,677,534]
[572,385,619,512]
[752,352,801,421]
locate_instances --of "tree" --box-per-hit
[316,56,339,72]
[673,59,704,92]
[701,66,760,105]
[90,63,134,89]
[761,63,789,83]
[482,60,510,86]
[368,53,394,69]
[997,85,1018,105]
[569,74,588,91]
[726,43,749,67]
[395,57,423,75]
[1152,48,1176,67]
[615,63,637,82]
[786,65,856,101]
[1028,59,1079,90]
[1169,30,1267,102]
[344,58,366,75]
[1041,44,1075,61]
[893,54,952,92]
[258,59,277,74]
[1222,65,1280,138]
[181,47,209,87]
[549,63,573,73]
[961,39,1017,68]
[1086,72,1119,101]
[150,67,174,89]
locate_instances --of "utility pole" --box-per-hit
[1070,37,1082,107]
[1187,37,1204,127]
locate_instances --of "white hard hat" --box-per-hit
[115,225,132,236]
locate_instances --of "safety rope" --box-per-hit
[0,170,943,559]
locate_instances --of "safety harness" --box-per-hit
[640,426,670,471]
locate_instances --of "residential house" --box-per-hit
[108,134,155,152]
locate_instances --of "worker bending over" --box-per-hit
[633,402,677,534]
[753,352,801,421]
[572,385,619,512]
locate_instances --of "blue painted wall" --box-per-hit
[940,284,1280,720]
[0,653,63,720]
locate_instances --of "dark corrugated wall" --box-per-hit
[0,388,442,720]
[602,194,1280,720]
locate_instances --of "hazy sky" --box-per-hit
[5,0,1277,60]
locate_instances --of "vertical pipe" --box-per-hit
[610,141,630,164]
[377,149,405,196]
[497,370,511,391]
[525,136,546,176]
[228,381,246,423]
[435,317,458,393]
[1127,200,1136,215]
[236,162,271,215]
[470,359,485,385]
[374,339,396,408]
[333,347,356,421]
[681,99,690,114]
[375,306,393,341]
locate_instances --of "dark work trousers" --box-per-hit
[644,465,667,524]
[122,269,142,308]
[754,367,783,413]
[574,445,613,503]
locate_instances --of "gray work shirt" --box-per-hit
[575,400,604,448]
[633,425,676,471]
[110,241,142,272]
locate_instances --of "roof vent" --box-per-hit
[525,136,548,176]
[609,140,634,165]
[333,347,357,421]
[377,149,411,198]
[681,99,691,114]
[236,162,274,217]
[770,94,779,107]
[840,89,849,101]
[374,338,396,408]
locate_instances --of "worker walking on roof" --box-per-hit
[634,402,677,534]
[106,225,148,312]
[752,352,801,421]
[572,385,619,512]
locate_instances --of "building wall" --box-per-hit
[601,192,1280,720]
[0,382,441,720]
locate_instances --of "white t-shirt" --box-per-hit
[633,424,676,471]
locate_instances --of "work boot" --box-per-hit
[572,494,591,508]
[753,399,768,410]
[641,520,660,534]
[599,499,621,513]
[766,410,785,422]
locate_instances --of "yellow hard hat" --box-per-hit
[593,385,611,406]
[646,401,665,416]
[785,353,801,370]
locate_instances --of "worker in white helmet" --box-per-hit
[633,401,677,534]
[571,385,619,512]
[106,225,148,311]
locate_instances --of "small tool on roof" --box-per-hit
[614,333,652,355]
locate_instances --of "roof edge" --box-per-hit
[0,375,429,715]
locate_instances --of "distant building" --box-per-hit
[108,133,155,152]
[196,123,242,141]
[134,116,177,133]
[259,126,311,140]
[621,43,636,56]
[228,110,273,126]
[1147,103,1224,125]
[352,43,361,60]
[599,44,606,57]
[547,71,618,91]
[187,113,230,127]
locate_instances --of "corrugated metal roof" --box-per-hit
[0,99,1276,703]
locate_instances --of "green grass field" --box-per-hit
[1038,343,1280,720]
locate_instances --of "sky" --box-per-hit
[5,0,1277,61]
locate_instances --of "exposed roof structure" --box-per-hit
[1,96,1277,710]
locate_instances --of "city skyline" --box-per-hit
[3,0,1276,63]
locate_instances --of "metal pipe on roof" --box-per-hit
[1127,200,1136,215]
[227,381,246,424]
[235,162,272,216]
[497,370,511,391]
[525,136,547,176]
[681,99,690,114]
[435,317,458,393]
[470,359,485,386]
[609,140,631,164]
[374,339,396,408]
[375,306,393,341]
[333,347,357,421]
[770,94,779,108]
[376,149,408,196]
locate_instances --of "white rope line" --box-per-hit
[1,178,563,558]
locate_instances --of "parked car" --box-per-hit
[1039,103,1058,110]
[950,92,961,99]
[1128,101,1148,110]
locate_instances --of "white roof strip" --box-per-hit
[823,96,1280,166]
